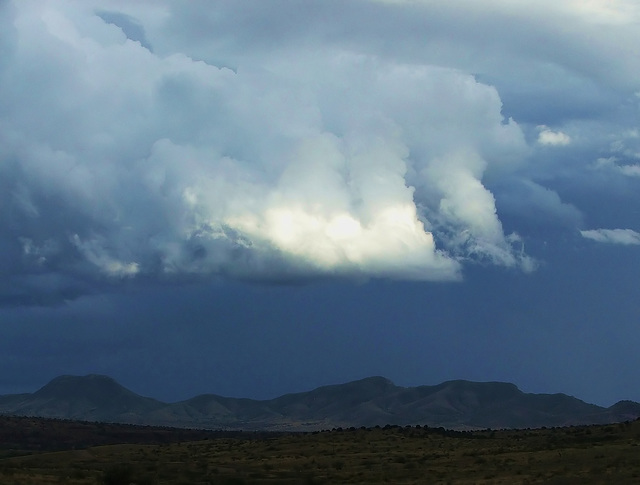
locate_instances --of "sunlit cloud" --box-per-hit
[537,126,571,146]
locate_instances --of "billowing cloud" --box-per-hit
[0,0,537,300]
[581,228,640,245]
[1,0,639,304]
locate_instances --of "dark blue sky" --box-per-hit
[1,0,639,407]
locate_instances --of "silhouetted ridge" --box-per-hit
[608,400,640,419]
[9,374,164,423]
[1,375,638,431]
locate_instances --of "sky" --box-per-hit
[1,0,639,407]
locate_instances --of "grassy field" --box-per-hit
[1,417,639,484]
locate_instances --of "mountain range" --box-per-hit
[1,375,639,431]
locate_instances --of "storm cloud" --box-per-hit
[1,1,525,300]
[1,0,639,305]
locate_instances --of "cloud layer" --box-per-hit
[1,0,639,303]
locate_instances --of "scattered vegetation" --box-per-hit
[0,416,639,483]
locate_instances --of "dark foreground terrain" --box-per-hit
[1,415,639,484]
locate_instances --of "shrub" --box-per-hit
[102,463,134,485]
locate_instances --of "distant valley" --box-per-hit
[1,374,638,431]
